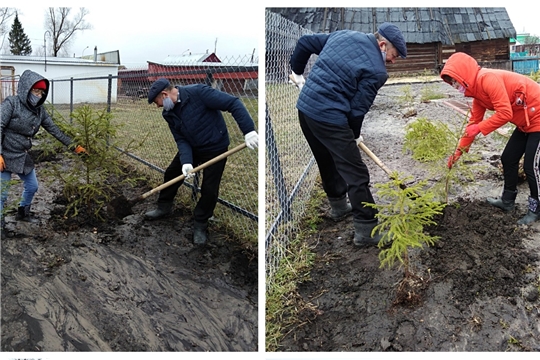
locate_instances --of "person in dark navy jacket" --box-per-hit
[289,22,406,247]
[146,78,258,245]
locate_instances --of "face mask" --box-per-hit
[163,96,175,111]
[458,85,466,94]
[381,51,387,63]
[28,93,41,106]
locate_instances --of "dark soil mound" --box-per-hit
[422,199,538,306]
[277,199,540,351]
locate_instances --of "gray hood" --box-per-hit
[1,69,71,175]
[17,69,49,108]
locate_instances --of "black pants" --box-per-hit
[298,110,377,221]
[501,129,540,200]
[157,148,228,222]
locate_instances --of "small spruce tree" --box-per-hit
[8,13,32,56]
[364,173,446,273]
[403,112,483,203]
[403,117,456,162]
[40,105,145,220]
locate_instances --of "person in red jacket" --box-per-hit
[441,52,540,225]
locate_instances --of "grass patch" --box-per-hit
[420,84,446,102]
[527,69,540,82]
[265,184,324,351]
[397,84,415,106]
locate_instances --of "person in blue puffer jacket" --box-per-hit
[146,78,258,245]
[289,22,406,247]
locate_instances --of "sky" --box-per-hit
[6,4,262,68]
[504,6,540,36]
[2,4,540,69]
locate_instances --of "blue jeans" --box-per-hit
[0,169,39,215]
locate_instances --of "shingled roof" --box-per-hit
[267,7,516,45]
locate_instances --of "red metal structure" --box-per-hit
[119,53,258,99]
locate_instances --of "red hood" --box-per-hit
[440,52,481,97]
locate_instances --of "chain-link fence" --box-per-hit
[265,10,319,278]
[2,55,258,244]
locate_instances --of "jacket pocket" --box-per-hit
[513,91,530,127]
[514,91,526,107]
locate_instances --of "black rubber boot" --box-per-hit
[328,196,352,221]
[486,190,517,212]
[144,202,174,220]
[15,205,39,223]
[193,221,209,245]
[517,197,540,225]
[353,219,384,247]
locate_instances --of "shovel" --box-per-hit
[357,141,408,191]
[107,143,247,219]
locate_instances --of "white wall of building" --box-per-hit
[0,56,119,105]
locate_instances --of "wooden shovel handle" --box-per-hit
[358,141,408,191]
[138,143,247,201]
[357,141,394,177]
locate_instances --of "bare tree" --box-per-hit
[0,7,16,36]
[45,7,92,57]
[523,34,540,45]
[0,7,17,52]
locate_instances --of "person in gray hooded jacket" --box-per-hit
[1,69,86,238]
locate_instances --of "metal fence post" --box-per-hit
[106,74,113,146]
[107,74,112,113]
[70,77,74,123]
[266,103,292,220]
[50,79,54,105]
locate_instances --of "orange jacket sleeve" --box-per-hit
[457,133,475,154]
[474,72,514,135]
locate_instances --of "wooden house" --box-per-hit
[267,7,517,75]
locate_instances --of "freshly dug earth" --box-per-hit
[277,80,540,351]
[1,153,258,351]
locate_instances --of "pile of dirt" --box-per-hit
[422,199,538,305]
[276,200,540,352]
[276,81,540,352]
[1,154,258,351]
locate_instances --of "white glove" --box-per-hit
[355,135,364,145]
[182,163,194,179]
[244,131,259,150]
[289,72,305,90]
